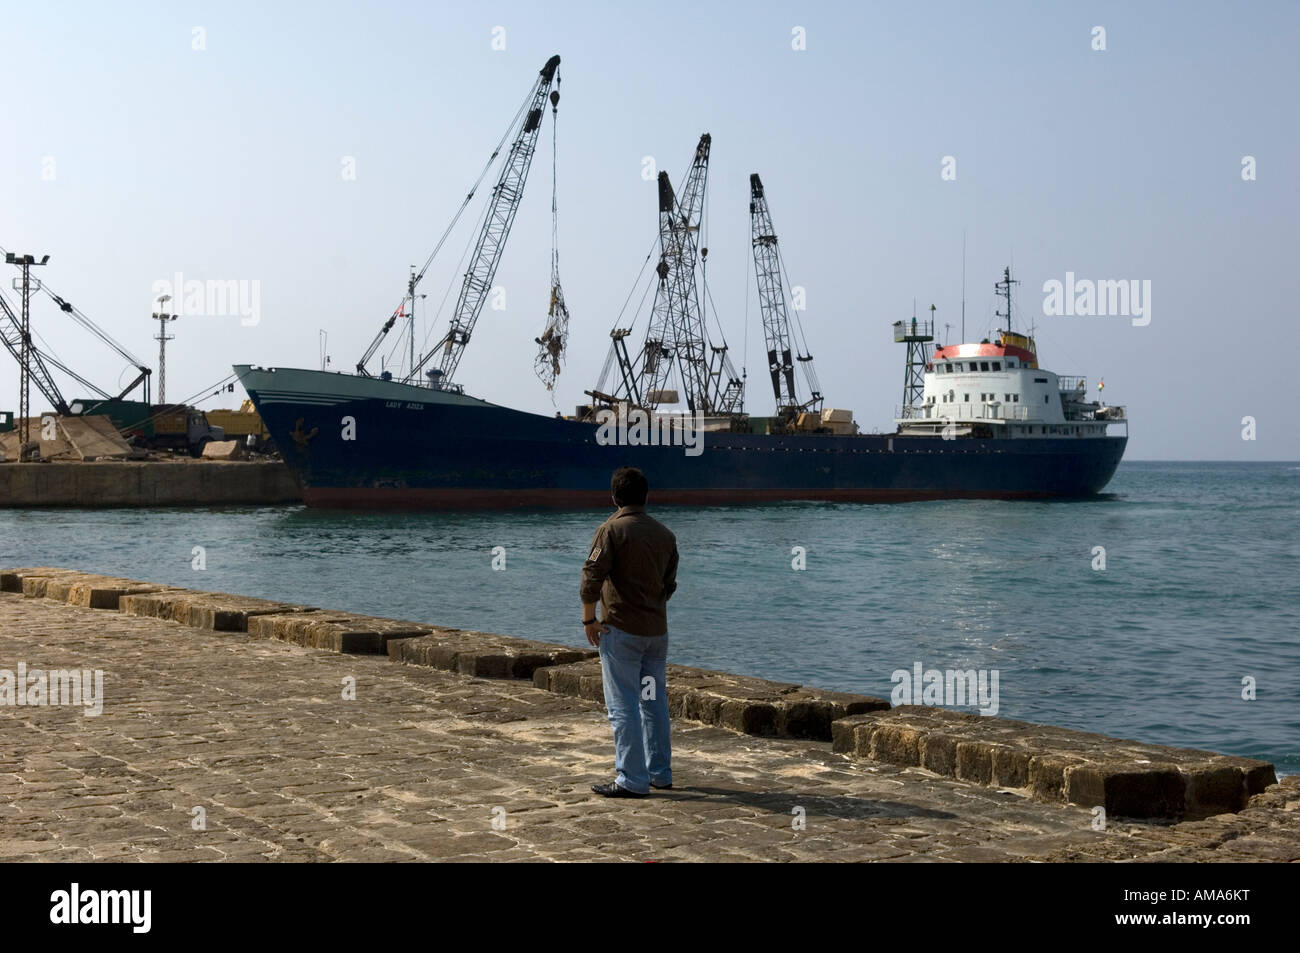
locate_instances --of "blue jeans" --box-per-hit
[598,625,671,795]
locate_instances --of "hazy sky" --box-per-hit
[3,0,1297,460]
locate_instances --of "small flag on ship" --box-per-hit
[1098,379,1104,391]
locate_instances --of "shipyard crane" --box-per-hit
[635,134,744,415]
[0,248,153,418]
[639,134,713,412]
[749,173,822,419]
[590,133,744,417]
[430,55,561,389]
[356,55,561,388]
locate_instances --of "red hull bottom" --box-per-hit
[301,486,1072,510]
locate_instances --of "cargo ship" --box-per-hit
[236,54,1127,508]
[236,333,1126,508]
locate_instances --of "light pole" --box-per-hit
[6,251,50,456]
[153,295,177,404]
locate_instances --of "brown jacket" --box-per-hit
[580,505,678,636]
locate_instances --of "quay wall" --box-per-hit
[0,462,301,507]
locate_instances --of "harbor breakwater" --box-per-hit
[0,567,1280,824]
[0,461,300,506]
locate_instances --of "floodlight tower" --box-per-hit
[6,251,50,455]
[153,296,178,404]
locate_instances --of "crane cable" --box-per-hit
[533,71,568,393]
[0,244,149,373]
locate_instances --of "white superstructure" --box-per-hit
[895,331,1126,439]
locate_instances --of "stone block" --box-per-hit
[955,740,995,785]
[868,724,922,767]
[119,587,311,632]
[830,715,869,754]
[388,631,594,675]
[1063,762,1186,819]
[920,733,959,776]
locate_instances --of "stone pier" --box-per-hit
[0,568,1296,862]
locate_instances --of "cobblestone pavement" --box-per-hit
[1,594,1296,862]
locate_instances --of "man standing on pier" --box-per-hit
[581,467,679,799]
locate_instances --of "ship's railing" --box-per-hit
[893,318,934,342]
[896,403,1035,422]
[1058,376,1087,392]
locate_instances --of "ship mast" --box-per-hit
[407,265,417,378]
[994,265,1019,337]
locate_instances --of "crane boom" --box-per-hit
[425,54,560,389]
[749,173,798,413]
[749,173,821,418]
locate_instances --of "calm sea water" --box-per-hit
[3,461,1297,775]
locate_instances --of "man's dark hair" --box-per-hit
[611,466,648,506]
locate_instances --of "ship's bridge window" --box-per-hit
[991,362,1001,371]
[1007,359,1017,367]
[964,393,970,402]
[980,361,990,371]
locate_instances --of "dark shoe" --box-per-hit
[650,781,673,790]
[591,781,648,799]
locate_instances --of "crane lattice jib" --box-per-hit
[434,54,560,387]
[639,134,713,413]
[0,290,71,416]
[749,173,799,413]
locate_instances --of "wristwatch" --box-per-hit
[583,618,597,625]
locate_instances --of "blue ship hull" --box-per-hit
[235,366,1127,508]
